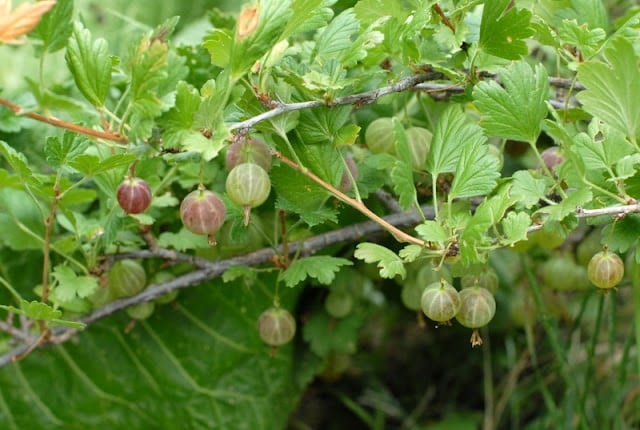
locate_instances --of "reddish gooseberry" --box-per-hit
[117,177,152,214]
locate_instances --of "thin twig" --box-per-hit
[229,73,443,131]
[0,97,128,143]
[272,149,430,247]
[432,4,456,33]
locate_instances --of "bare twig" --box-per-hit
[0,97,128,143]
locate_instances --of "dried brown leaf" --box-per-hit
[0,0,56,44]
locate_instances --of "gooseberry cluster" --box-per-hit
[409,264,497,347]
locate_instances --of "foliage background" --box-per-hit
[0,0,639,429]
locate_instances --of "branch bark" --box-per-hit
[0,205,434,368]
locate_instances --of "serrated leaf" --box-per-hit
[559,19,606,58]
[31,0,73,54]
[231,0,293,78]
[303,310,366,356]
[313,8,360,63]
[535,187,593,222]
[0,140,39,186]
[354,242,405,279]
[399,244,423,262]
[65,22,111,107]
[478,0,534,60]
[181,129,226,162]
[222,265,257,283]
[501,212,531,245]
[297,106,351,145]
[203,29,233,68]
[602,214,640,253]
[281,256,353,287]
[281,0,335,40]
[44,133,89,168]
[577,38,640,140]
[271,162,336,227]
[51,265,98,302]
[157,228,209,251]
[511,170,550,208]
[426,106,485,176]
[473,62,549,144]
[20,300,61,320]
[68,153,136,177]
[448,141,500,200]
[390,160,416,210]
[415,220,448,245]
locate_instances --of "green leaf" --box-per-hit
[44,133,89,168]
[577,38,640,140]
[399,244,423,262]
[478,0,534,60]
[559,19,606,58]
[415,220,449,245]
[313,9,360,64]
[448,141,500,200]
[0,279,311,428]
[511,170,550,208]
[231,0,293,78]
[473,62,549,143]
[51,265,99,302]
[15,300,61,321]
[501,212,532,245]
[280,0,336,40]
[68,153,136,177]
[390,160,416,210]
[270,162,336,227]
[354,243,405,279]
[0,189,44,250]
[65,22,111,107]
[157,228,209,251]
[602,214,640,253]
[203,29,233,68]
[281,256,353,287]
[31,0,74,54]
[0,141,40,186]
[222,265,257,283]
[535,188,593,222]
[303,310,366,356]
[426,106,485,176]
[297,106,351,145]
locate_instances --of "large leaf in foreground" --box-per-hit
[0,279,313,429]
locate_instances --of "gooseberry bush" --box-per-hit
[0,0,639,428]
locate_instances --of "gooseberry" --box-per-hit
[420,280,461,323]
[117,177,152,214]
[405,126,432,170]
[150,272,179,304]
[455,287,496,329]
[126,302,155,320]
[107,259,147,299]
[339,155,359,193]
[461,267,499,293]
[225,137,272,172]
[587,250,624,289]
[365,117,395,154]
[180,188,227,244]
[540,146,564,172]
[324,290,353,319]
[258,307,296,347]
[225,163,271,225]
